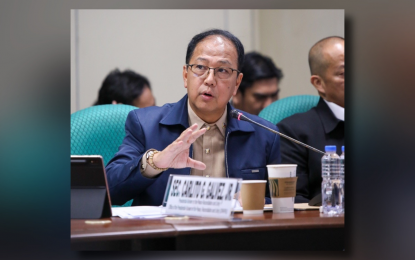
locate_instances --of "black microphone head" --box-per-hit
[230,109,249,122]
[230,109,240,119]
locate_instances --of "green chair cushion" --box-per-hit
[71,104,137,207]
[259,95,319,124]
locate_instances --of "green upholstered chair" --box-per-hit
[259,95,319,124]
[71,104,137,207]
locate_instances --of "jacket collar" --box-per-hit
[159,94,254,133]
[159,95,190,128]
[316,97,343,134]
[225,102,255,133]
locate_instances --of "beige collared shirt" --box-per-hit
[140,101,227,178]
[187,101,227,178]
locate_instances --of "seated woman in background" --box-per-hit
[94,69,155,108]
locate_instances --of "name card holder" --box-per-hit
[162,175,241,219]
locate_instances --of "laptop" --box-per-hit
[71,155,112,219]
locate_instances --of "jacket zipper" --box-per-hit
[225,131,230,178]
[190,144,193,175]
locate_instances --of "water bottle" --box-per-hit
[339,146,345,213]
[321,145,341,214]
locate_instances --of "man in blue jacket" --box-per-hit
[106,29,281,206]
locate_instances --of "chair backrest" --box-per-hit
[259,95,319,124]
[71,104,137,166]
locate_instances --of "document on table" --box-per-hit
[112,203,319,218]
[232,201,319,212]
[232,199,273,213]
[112,206,167,219]
[293,203,320,210]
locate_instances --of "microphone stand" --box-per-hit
[232,110,325,155]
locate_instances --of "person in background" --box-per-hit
[105,29,281,206]
[232,52,283,115]
[94,69,155,108]
[277,36,345,203]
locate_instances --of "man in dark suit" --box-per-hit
[277,36,344,203]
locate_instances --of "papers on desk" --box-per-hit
[112,203,320,219]
[294,203,320,211]
[232,203,273,213]
[232,199,273,213]
[232,202,320,213]
[112,206,167,219]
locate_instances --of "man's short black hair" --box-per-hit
[185,29,245,70]
[238,51,283,94]
[94,69,151,106]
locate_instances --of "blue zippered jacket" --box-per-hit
[106,95,281,206]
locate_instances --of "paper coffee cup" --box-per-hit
[240,180,266,215]
[266,164,297,213]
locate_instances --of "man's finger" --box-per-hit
[188,128,207,144]
[189,123,199,130]
[180,129,194,145]
[181,124,205,146]
[176,123,198,142]
[186,158,206,170]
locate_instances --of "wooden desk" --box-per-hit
[71,210,344,250]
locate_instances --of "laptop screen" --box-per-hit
[70,155,112,218]
[71,156,107,188]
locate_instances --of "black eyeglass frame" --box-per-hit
[186,64,241,79]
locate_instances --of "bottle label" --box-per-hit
[269,177,298,198]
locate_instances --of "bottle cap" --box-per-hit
[325,145,336,152]
[342,146,344,152]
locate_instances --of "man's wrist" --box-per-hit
[147,150,169,171]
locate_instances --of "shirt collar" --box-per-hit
[187,100,227,137]
[323,99,344,121]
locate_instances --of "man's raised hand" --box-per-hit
[152,123,207,170]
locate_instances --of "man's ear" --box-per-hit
[183,65,188,89]
[233,72,243,96]
[310,75,326,97]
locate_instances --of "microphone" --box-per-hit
[230,110,325,155]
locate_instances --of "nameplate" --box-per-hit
[163,175,240,219]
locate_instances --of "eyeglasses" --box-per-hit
[186,64,240,80]
[253,90,280,102]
